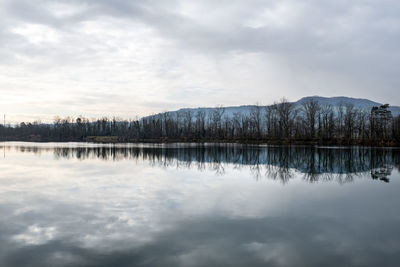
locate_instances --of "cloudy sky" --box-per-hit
[0,0,399,123]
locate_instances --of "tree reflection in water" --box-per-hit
[6,143,400,183]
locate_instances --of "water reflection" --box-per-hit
[0,143,400,267]
[4,143,400,183]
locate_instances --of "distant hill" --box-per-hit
[295,96,382,109]
[143,96,400,121]
[296,96,400,116]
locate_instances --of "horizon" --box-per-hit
[1,94,399,125]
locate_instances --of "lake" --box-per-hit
[0,142,399,267]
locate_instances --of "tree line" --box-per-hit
[1,98,400,145]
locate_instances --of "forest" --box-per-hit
[1,98,400,146]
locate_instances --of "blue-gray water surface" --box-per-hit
[0,142,399,267]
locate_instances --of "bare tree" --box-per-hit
[183,110,193,137]
[210,106,225,139]
[265,104,278,138]
[319,105,334,139]
[195,110,206,138]
[344,104,356,139]
[250,103,262,138]
[302,99,320,139]
[276,98,296,138]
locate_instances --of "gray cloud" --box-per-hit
[0,0,399,121]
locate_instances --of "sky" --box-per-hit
[0,0,399,123]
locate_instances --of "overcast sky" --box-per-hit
[0,0,399,122]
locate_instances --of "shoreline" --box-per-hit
[1,137,399,147]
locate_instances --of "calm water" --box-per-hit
[0,142,399,267]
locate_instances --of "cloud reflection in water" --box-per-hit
[0,143,399,266]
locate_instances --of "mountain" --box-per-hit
[296,96,382,109]
[143,96,400,120]
[296,96,400,116]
